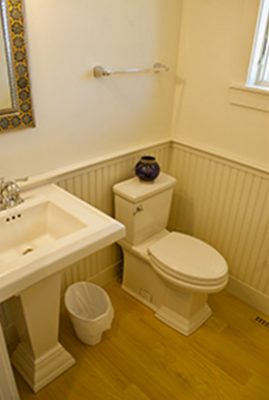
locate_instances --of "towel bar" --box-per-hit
[93,62,169,78]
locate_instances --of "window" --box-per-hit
[247,0,269,90]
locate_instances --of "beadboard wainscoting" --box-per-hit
[0,141,171,347]
[169,142,269,314]
[0,139,268,348]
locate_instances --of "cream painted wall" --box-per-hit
[0,0,182,178]
[172,0,269,170]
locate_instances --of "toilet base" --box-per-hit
[155,304,212,336]
[121,247,213,336]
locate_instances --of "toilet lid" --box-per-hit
[148,232,228,284]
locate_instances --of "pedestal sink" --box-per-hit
[0,184,125,397]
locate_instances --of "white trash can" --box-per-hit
[64,282,114,345]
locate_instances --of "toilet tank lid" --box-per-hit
[113,173,176,203]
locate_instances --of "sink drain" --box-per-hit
[22,247,34,255]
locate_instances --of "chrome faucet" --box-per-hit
[0,177,28,210]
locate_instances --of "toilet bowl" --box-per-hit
[113,173,229,335]
[148,231,228,292]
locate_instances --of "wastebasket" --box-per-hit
[64,282,114,345]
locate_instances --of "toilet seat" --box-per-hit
[148,232,228,289]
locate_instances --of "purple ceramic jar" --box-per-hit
[135,156,160,181]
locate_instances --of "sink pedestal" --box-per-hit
[11,273,75,392]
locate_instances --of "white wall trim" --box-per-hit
[171,138,269,176]
[21,139,171,191]
[21,138,268,195]
[229,84,269,113]
[227,276,269,316]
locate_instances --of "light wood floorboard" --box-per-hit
[15,281,269,399]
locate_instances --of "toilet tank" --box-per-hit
[113,173,176,245]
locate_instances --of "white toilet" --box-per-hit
[113,172,229,336]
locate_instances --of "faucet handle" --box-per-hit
[0,178,24,209]
[7,182,21,192]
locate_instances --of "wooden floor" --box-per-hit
[16,281,269,400]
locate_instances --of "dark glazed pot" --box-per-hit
[135,156,160,182]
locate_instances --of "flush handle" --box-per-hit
[133,205,144,216]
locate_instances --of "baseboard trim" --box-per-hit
[226,276,269,315]
[88,262,121,287]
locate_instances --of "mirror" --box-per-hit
[0,0,34,133]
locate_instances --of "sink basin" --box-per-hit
[0,201,86,264]
[0,184,125,302]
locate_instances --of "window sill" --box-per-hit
[229,84,269,112]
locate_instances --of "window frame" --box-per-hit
[247,0,269,90]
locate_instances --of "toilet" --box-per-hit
[113,172,229,336]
